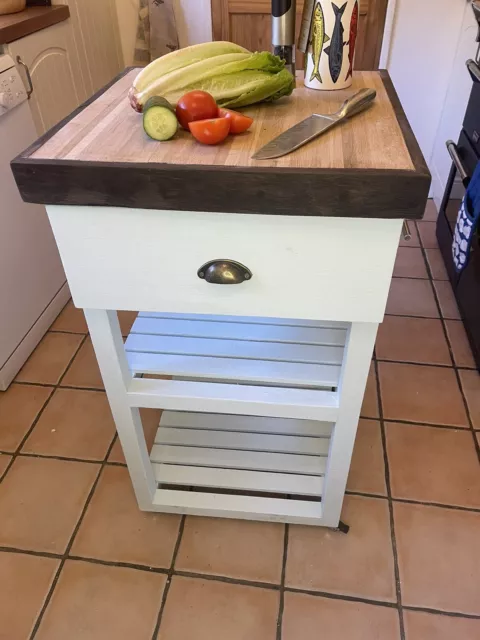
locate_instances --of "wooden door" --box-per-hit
[8,20,88,135]
[211,0,388,71]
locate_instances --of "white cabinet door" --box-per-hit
[54,0,123,96]
[8,20,88,135]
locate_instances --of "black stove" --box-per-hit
[436,53,480,370]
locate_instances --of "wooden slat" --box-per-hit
[151,444,326,475]
[125,333,343,366]
[156,427,330,455]
[126,351,341,389]
[138,312,350,330]
[161,411,333,438]
[131,316,347,346]
[127,377,339,421]
[151,488,323,524]
[153,464,324,496]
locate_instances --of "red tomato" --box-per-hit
[188,118,230,145]
[218,108,253,134]
[176,91,218,130]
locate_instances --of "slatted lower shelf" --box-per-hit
[151,411,330,500]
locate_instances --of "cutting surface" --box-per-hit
[31,69,414,172]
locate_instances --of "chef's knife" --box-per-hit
[252,88,376,160]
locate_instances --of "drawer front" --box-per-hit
[47,206,402,323]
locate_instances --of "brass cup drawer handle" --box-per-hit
[197,260,252,285]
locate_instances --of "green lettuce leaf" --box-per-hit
[138,52,294,109]
[163,67,294,108]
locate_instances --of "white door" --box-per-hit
[54,0,123,96]
[430,5,479,204]
[8,20,88,134]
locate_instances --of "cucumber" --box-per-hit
[143,96,178,141]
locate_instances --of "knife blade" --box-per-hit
[252,87,376,160]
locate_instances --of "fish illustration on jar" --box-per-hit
[324,2,347,83]
[309,2,330,84]
[345,0,358,80]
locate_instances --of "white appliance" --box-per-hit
[0,54,68,390]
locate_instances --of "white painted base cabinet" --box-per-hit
[47,205,402,527]
[6,20,88,135]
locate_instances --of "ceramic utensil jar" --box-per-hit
[304,0,358,91]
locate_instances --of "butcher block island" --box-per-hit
[12,68,430,528]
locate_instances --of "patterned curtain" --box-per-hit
[134,0,179,65]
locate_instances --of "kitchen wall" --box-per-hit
[381,0,477,202]
[114,0,212,66]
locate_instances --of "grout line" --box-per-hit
[0,546,62,560]
[68,555,169,575]
[417,237,480,465]
[48,329,88,336]
[346,491,480,514]
[375,353,476,373]
[374,358,406,640]
[377,358,458,370]
[150,515,186,640]
[360,414,470,432]
[2,542,480,623]
[29,428,117,639]
[16,452,104,465]
[285,586,398,609]
[15,380,105,393]
[174,570,280,592]
[276,524,289,640]
[403,605,480,620]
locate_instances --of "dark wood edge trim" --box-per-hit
[380,70,430,178]
[0,5,70,45]
[12,155,425,179]
[13,66,138,160]
[11,158,431,219]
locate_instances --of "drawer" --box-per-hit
[47,206,402,323]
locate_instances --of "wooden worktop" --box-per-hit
[0,5,69,44]
[12,68,430,218]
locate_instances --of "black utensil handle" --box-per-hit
[272,0,295,47]
[272,0,292,17]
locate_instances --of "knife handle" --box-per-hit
[336,88,376,119]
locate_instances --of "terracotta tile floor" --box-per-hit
[1,204,480,639]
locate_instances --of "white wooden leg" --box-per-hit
[321,322,379,527]
[83,309,156,509]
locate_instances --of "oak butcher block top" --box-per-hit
[12,68,430,218]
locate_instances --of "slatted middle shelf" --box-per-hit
[125,312,348,390]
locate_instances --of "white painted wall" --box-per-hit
[114,0,212,66]
[430,6,478,206]
[381,0,477,200]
